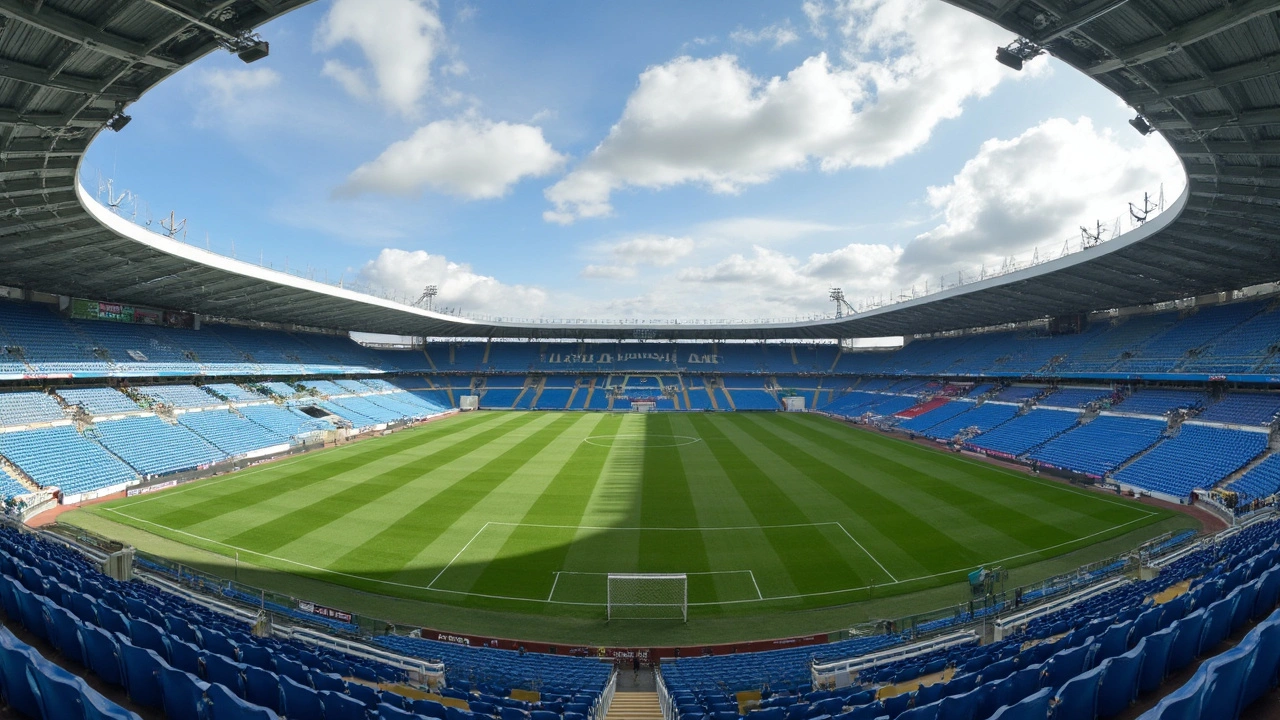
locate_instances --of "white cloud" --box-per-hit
[316,0,445,116]
[902,116,1184,281]
[544,0,1026,223]
[320,60,369,99]
[730,23,800,48]
[580,235,694,279]
[693,217,845,246]
[340,116,565,199]
[359,248,547,315]
[199,67,281,107]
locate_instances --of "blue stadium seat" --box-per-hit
[279,674,325,718]
[988,686,1052,720]
[80,623,125,687]
[158,665,210,720]
[117,637,167,708]
[321,688,370,720]
[206,681,281,720]
[242,666,282,713]
[1095,646,1143,718]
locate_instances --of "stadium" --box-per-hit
[0,0,1277,719]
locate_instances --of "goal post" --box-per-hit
[607,573,687,622]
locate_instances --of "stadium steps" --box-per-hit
[1107,426,1175,477]
[681,379,692,410]
[606,691,663,720]
[1218,448,1278,490]
[0,461,37,493]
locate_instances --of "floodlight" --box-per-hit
[1129,114,1153,136]
[106,113,131,132]
[995,46,1024,71]
[237,40,270,64]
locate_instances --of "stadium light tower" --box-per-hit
[829,288,856,318]
[415,285,439,311]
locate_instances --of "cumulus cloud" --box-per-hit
[358,248,547,315]
[316,0,445,116]
[730,23,800,48]
[902,117,1183,281]
[544,0,1024,223]
[340,117,565,199]
[580,235,694,279]
[200,67,281,105]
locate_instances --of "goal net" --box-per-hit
[607,573,687,622]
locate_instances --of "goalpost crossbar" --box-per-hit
[606,573,687,622]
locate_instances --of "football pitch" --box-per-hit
[82,411,1175,623]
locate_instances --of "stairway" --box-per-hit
[606,692,663,720]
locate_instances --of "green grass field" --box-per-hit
[76,410,1180,632]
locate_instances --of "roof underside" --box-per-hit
[0,0,1276,340]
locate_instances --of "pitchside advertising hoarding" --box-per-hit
[67,298,194,328]
[298,601,353,624]
[423,627,828,660]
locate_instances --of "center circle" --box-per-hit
[583,433,702,448]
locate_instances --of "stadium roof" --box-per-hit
[0,0,1276,340]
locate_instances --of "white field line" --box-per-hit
[427,522,492,589]
[547,572,562,602]
[833,522,899,583]
[749,570,763,600]
[104,510,1153,608]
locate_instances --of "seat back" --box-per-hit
[988,686,1052,720]
[1052,662,1103,720]
[205,682,280,720]
[205,653,248,697]
[1137,627,1175,695]
[1167,608,1207,674]
[158,666,210,720]
[242,665,282,713]
[24,651,88,720]
[1241,613,1280,709]
[117,637,166,708]
[278,674,324,718]
[79,624,125,687]
[321,689,370,720]
[1096,645,1144,719]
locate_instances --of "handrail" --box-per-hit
[811,630,977,689]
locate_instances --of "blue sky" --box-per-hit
[83,0,1183,322]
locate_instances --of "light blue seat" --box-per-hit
[206,681,280,720]
[1137,627,1175,695]
[158,666,210,720]
[988,686,1052,720]
[1096,645,1144,718]
[1230,583,1258,632]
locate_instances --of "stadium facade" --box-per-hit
[0,0,1276,718]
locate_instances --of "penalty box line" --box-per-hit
[487,520,900,585]
[549,570,764,602]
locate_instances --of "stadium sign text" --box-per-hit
[540,352,721,365]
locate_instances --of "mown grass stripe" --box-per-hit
[687,414,875,593]
[737,415,1083,552]
[639,414,714,595]
[726,413,986,574]
[139,412,499,529]
[442,413,612,600]
[221,412,545,553]
[330,414,583,586]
